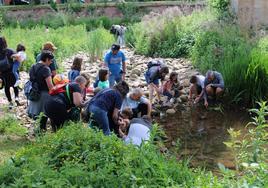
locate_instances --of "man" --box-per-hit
[36,42,58,77]
[104,44,126,87]
[203,70,224,108]
[121,88,151,118]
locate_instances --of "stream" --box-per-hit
[158,104,249,172]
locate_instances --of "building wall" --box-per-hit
[231,0,268,28]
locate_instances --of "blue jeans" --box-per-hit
[12,60,20,81]
[89,105,110,135]
[109,73,122,87]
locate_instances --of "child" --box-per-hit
[68,57,82,82]
[189,74,205,104]
[97,68,110,89]
[118,108,133,138]
[162,72,180,103]
[12,44,26,87]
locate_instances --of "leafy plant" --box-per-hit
[0,116,27,136]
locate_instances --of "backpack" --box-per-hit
[24,64,43,101]
[0,55,10,72]
[147,60,166,70]
[110,26,117,35]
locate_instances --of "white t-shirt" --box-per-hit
[17,51,27,63]
[124,123,150,146]
[196,75,205,89]
[120,94,148,111]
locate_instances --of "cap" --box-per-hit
[111,44,120,51]
[43,42,57,51]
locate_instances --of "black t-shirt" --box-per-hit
[30,63,51,91]
[55,83,82,109]
[0,48,15,73]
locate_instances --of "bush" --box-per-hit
[0,116,27,136]
[0,124,209,187]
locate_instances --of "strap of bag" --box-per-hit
[66,84,71,103]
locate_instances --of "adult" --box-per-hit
[119,115,152,146]
[104,44,126,87]
[45,76,87,132]
[203,70,224,108]
[87,81,129,135]
[0,36,19,109]
[110,24,127,47]
[189,74,205,104]
[36,42,58,77]
[27,51,54,130]
[121,88,151,118]
[144,60,169,104]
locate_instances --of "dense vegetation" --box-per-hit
[2,25,114,71]
[127,0,268,106]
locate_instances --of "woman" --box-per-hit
[87,81,129,135]
[0,37,19,109]
[45,76,87,132]
[27,50,54,130]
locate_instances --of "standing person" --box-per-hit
[97,68,109,90]
[87,81,129,135]
[203,70,224,108]
[144,60,169,104]
[104,44,126,87]
[45,76,88,132]
[36,42,58,77]
[12,44,26,87]
[121,88,151,118]
[189,74,205,104]
[0,36,20,109]
[68,57,82,82]
[27,51,54,131]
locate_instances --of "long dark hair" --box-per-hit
[71,57,83,71]
[0,37,7,52]
[16,44,26,52]
[98,68,109,82]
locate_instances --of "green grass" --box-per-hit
[2,25,114,71]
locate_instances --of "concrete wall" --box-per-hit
[231,0,268,28]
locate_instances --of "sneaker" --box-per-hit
[9,102,13,109]
[15,97,22,106]
[14,80,21,87]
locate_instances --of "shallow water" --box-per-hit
[158,104,249,171]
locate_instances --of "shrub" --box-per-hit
[0,124,209,187]
[0,116,27,136]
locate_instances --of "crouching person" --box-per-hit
[87,81,129,135]
[118,115,152,146]
[204,70,224,108]
[44,76,87,132]
[121,88,151,118]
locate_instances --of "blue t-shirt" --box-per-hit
[89,88,122,112]
[104,51,126,76]
[68,69,80,82]
[121,94,148,111]
[36,53,58,72]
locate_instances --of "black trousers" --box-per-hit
[1,72,19,102]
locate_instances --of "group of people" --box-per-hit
[0,35,225,146]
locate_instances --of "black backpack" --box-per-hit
[24,64,43,101]
[147,60,166,70]
[0,53,11,72]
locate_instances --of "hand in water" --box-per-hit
[204,101,208,108]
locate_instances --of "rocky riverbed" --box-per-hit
[0,48,198,136]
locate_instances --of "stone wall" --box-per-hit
[2,2,206,21]
[231,0,268,28]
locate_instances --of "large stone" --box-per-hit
[180,95,188,102]
[166,108,176,114]
[131,69,141,76]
